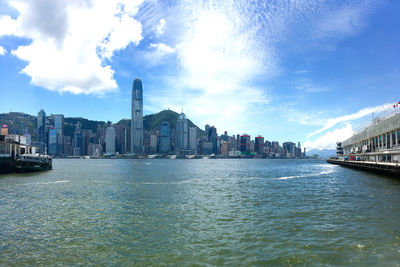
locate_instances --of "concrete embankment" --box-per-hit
[327,159,400,177]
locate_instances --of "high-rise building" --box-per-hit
[189,127,197,153]
[205,124,210,140]
[208,126,218,154]
[203,141,213,155]
[255,136,265,155]
[160,121,171,153]
[115,125,129,154]
[176,112,188,151]
[131,78,143,154]
[53,114,64,134]
[283,142,296,158]
[149,134,158,153]
[52,114,64,156]
[240,134,251,153]
[48,127,57,155]
[105,127,116,153]
[37,109,46,143]
[63,136,72,156]
[220,140,228,156]
[73,122,82,156]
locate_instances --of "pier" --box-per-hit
[327,159,400,177]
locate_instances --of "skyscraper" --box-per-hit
[176,112,188,151]
[53,114,64,134]
[189,127,197,153]
[255,136,265,155]
[106,126,116,153]
[37,109,46,143]
[131,78,143,153]
[160,121,171,153]
[48,127,57,155]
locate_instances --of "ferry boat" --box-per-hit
[0,134,52,173]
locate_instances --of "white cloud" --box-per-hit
[0,0,144,95]
[0,45,6,55]
[0,15,20,36]
[142,1,378,134]
[308,103,393,137]
[304,123,353,150]
[156,18,166,35]
[146,4,274,132]
[150,42,174,54]
[314,2,374,39]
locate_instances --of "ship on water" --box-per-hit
[0,134,52,173]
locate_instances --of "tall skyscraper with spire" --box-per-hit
[131,78,144,153]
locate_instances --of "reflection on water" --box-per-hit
[0,159,399,265]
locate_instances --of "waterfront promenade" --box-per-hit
[327,159,400,177]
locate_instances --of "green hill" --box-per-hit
[64,117,106,137]
[0,112,37,136]
[116,109,205,135]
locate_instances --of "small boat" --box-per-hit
[0,134,52,173]
[15,154,52,172]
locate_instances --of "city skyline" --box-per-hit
[0,1,399,151]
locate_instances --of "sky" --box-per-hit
[0,0,399,150]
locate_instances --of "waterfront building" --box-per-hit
[240,134,251,153]
[73,122,82,156]
[63,136,72,155]
[37,109,46,143]
[48,127,57,155]
[203,141,213,155]
[176,112,188,151]
[149,134,158,153]
[115,125,129,154]
[220,140,228,156]
[283,142,296,158]
[208,126,218,154]
[255,136,264,155]
[105,126,116,154]
[188,127,197,153]
[342,112,400,162]
[159,121,171,153]
[88,143,103,157]
[131,78,144,154]
[23,132,31,145]
[53,114,64,134]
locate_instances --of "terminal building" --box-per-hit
[342,112,400,163]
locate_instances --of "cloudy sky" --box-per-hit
[0,0,399,150]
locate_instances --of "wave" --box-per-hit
[277,170,334,180]
[20,180,70,185]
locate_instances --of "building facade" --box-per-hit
[188,127,197,153]
[342,112,400,162]
[131,78,143,154]
[37,109,46,143]
[105,126,116,153]
[160,121,171,153]
[176,112,188,151]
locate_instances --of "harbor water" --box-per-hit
[0,159,399,265]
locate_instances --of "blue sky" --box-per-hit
[0,0,399,150]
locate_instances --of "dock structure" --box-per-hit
[327,159,400,177]
[341,112,400,163]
